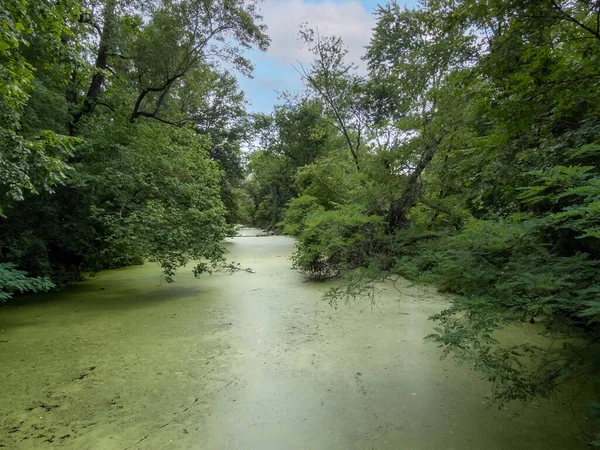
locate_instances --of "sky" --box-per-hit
[236,0,416,114]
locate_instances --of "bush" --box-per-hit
[292,205,386,280]
[395,217,599,322]
[282,194,323,236]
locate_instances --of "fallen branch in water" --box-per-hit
[256,231,276,237]
[218,262,255,274]
[234,231,276,237]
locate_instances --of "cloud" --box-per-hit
[236,0,378,113]
[257,75,290,89]
[259,0,375,67]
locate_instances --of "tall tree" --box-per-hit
[69,0,270,132]
[296,26,366,172]
[365,2,475,228]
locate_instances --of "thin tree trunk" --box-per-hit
[429,151,450,228]
[388,137,441,230]
[70,0,116,135]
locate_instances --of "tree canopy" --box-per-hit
[0,0,269,293]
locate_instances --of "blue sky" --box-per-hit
[236,0,416,114]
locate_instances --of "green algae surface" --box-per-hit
[0,230,589,449]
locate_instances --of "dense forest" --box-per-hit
[0,0,268,292]
[1,0,599,444]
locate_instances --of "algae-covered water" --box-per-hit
[0,229,589,449]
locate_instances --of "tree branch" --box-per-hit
[294,62,361,171]
[132,111,184,127]
[70,0,116,135]
[129,24,235,124]
[551,0,600,41]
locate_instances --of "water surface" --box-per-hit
[0,229,588,448]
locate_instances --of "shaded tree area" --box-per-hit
[245,0,600,442]
[0,0,269,292]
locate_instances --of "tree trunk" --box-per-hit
[388,139,439,230]
[70,0,116,135]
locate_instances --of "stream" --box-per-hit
[0,229,588,449]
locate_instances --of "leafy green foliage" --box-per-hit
[0,130,76,213]
[83,123,229,281]
[292,206,385,281]
[1,0,269,285]
[323,266,383,311]
[245,101,339,229]
[293,154,355,208]
[245,150,296,230]
[0,263,54,302]
[0,0,79,213]
[282,195,323,237]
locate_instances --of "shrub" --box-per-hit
[292,205,386,280]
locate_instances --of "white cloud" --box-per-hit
[259,0,375,67]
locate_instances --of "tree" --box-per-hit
[70,0,269,132]
[1,0,271,285]
[365,2,475,228]
[84,123,229,281]
[246,100,340,229]
[183,69,252,224]
[0,0,79,214]
[296,26,367,172]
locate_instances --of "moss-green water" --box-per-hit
[0,229,589,449]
